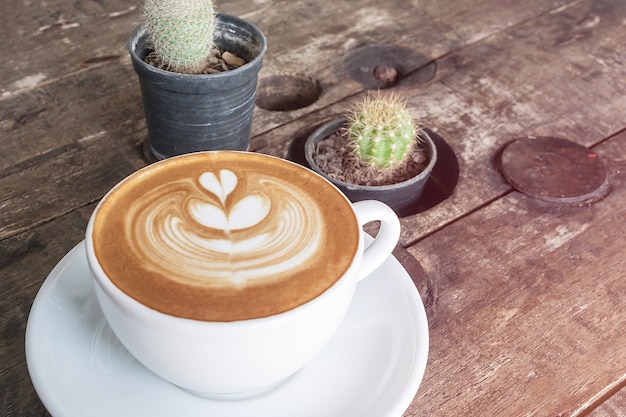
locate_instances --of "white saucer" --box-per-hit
[26,241,429,417]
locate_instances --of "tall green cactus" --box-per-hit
[347,93,417,168]
[144,0,216,74]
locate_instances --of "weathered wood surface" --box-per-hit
[589,386,626,417]
[2,0,626,416]
[1,0,579,240]
[255,0,626,245]
[0,206,94,417]
[406,131,626,416]
[4,0,625,244]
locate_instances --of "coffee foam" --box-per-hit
[92,152,360,321]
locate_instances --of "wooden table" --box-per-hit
[2,0,626,415]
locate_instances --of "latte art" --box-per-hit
[127,169,323,287]
[91,152,360,321]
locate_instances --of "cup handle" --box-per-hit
[352,200,401,281]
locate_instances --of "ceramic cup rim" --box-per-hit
[85,150,364,326]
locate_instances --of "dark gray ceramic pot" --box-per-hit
[304,117,438,213]
[128,14,267,160]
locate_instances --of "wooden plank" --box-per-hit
[589,384,626,417]
[0,0,139,96]
[0,0,576,148]
[254,0,626,246]
[0,0,260,97]
[404,131,626,416]
[0,62,145,172]
[3,0,626,244]
[0,95,145,240]
[3,0,626,416]
[0,205,94,417]
[0,0,574,95]
[247,0,577,135]
[0,65,147,240]
[4,139,623,416]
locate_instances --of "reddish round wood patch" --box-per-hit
[500,136,610,204]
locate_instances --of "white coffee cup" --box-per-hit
[85,151,400,399]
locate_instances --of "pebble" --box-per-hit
[222,51,245,68]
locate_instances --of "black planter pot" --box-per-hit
[304,117,438,213]
[128,14,267,160]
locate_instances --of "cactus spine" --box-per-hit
[347,93,417,168]
[144,0,216,74]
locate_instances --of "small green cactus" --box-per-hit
[144,0,216,74]
[347,93,417,168]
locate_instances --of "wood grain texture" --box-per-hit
[406,132,626,416]
[2,0,626,416]
[589,385,626,417]
[0,0,259,96]
[0,206,95,417]
[249,0,579,137]
[0,0,585,242]
[254,0,626,246]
